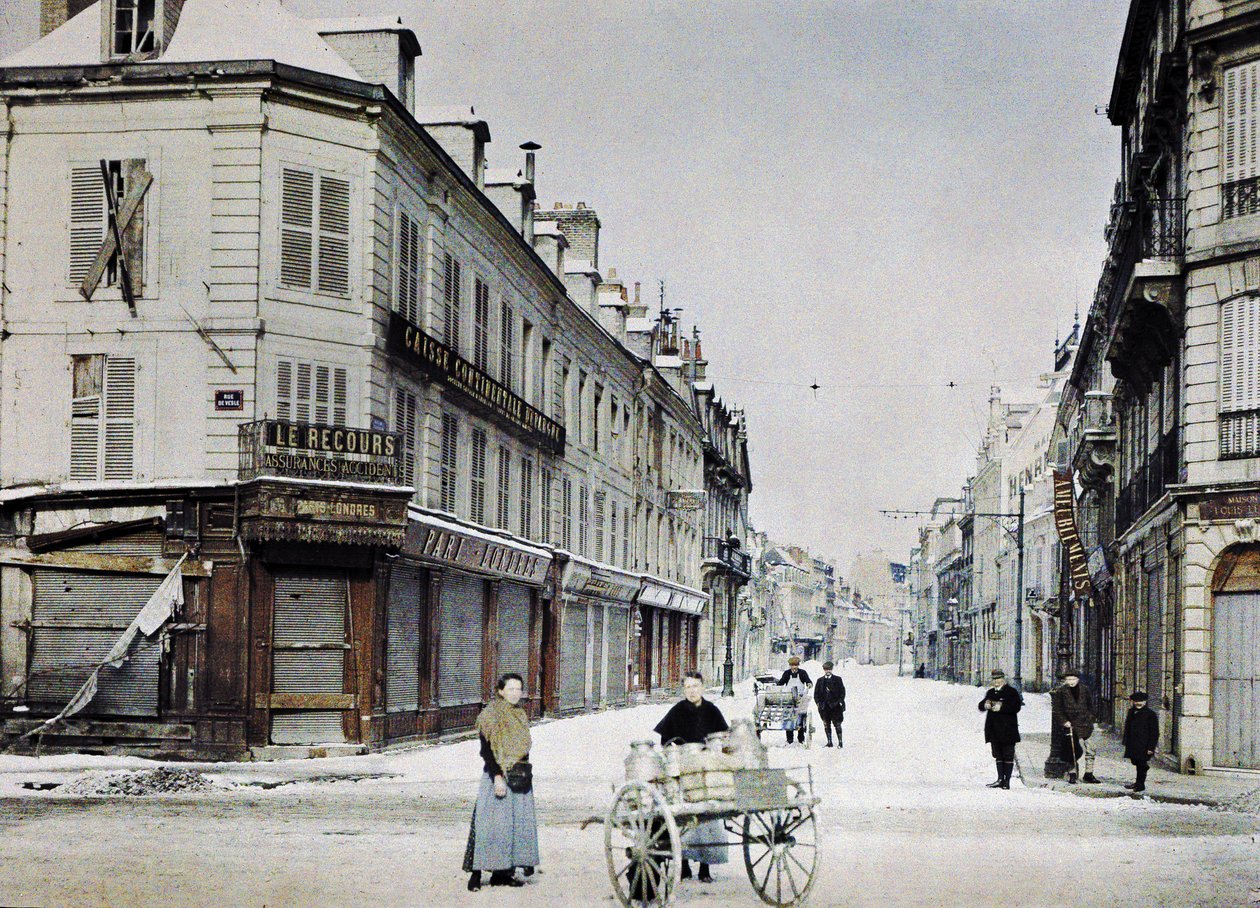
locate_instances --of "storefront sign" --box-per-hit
[389,314,565,454]
[408,523,550,585]
[560,559,641,602]
[637,581,708,615]
[667,490,707,511]
[1052,470,1093,599]
[239,420,401,485]
[1200,491,1260,521]
[238,480,409,546]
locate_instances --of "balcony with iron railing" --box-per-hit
[1116,430,1178,536]
[702,536,752,580]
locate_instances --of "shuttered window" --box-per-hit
[562,475,573,550]
[624,501,631,566]
[496,444,511,530]
[1224,62,1260,219]
[595,490,606,562]
[500,300,515,391]
[609,500,618,567]
[276,359,348,426]
[280,167,351,296]
[471,427,487,525]
[70,354,135,481]
[541,467,554,545]
[443,252,462,350]
[579,484,589,556]
[1221,295,1260,457]
[396,209,420,324]
[70,159,146,291]
[474,277,490,371]
[395,387,418,491]
[520,456,534,541]
[440,412,458,512]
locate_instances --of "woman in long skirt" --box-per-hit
[653,670,729,883]
[464,672,540,891]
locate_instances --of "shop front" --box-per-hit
[636,579,707,696]
[553,556,640,713]
[387,508,551,742]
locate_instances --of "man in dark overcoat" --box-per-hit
[1122,691,1159,793]
[1050,669,1099,784]
[813,660,846,748]
[978,668,1022,789]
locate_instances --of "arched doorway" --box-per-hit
[1211,544,1260,769]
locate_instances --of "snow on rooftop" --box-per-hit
[532,222,565,238]
[484,167,526,186]
[414,105,486,126]
[306,16,409,35]
[1,0,361,83]
[564,258,598,275]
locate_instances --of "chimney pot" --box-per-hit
[634,282,641,303]
[554,202,564,210]
[608,267,618,280]
[577,202,586,210]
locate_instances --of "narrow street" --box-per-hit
[2,665,1256,908]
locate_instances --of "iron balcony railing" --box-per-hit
[1223,177,1260,220]
[702,537,752,579]
[1096,196,1184,326]
[1116,430,1178,535]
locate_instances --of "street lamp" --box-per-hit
[721,534,741,698]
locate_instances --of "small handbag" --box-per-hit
[505,760,533,794]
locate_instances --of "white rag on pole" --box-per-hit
[25,553,187,738]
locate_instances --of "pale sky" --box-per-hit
[0,1,1130,569]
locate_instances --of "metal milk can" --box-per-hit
[727,718,768,769]
[624,740,665,782]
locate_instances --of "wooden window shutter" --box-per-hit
[276,360,293,421]
[595,490,606,562]
[1225,62,1260,187]
[443,252,461,350]
[397,211,419,323]
[280,168,314,289]
[500,300,515,390]
[562,475,573,550]
[520,456,534,541]
[470,427,487,524]
[579,484,589,555]
[317,176,350,295]
[103,356,136,481]
[294,362,313,423]
[395,387,418,490]
[1222,296,1260,412]
[333,367,348,426]
[70,166,105,285]
[440,412,458,512]
[496,444,511,530]
[70,354,103,480]
[474,278,490,371]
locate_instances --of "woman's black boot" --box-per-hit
[698,862,713,883]
[467,871,481,892]
[489,870,524,887]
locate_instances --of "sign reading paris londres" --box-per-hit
[389,313,566,454]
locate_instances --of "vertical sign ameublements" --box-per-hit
[1052,470,1093,599]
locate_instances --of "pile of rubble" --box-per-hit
[60,766,220,797]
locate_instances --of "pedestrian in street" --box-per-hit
[654,670,729,883]
[978,668,1022,790]
[778,655,812,745]
[914,662,927,679]
[1122,690,1159,794]
[464,672,539,892]
[813,660,846,748]
[1050,668,1099,784]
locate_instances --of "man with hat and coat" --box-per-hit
[813,661,846,748]
[979,669,1022,789]
[1050,668,1099,784]
[1122,691,1159,793]
[778,655,812,745]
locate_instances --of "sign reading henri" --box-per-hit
[1052,470,1093,599]
[389,314,565,454]
[239,420,401,485]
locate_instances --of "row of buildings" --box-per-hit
[913,0,1260,776]
[0,0,754,758]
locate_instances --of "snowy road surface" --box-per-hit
[2,664,1258,907]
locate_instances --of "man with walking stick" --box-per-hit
[1050,669,1099,784]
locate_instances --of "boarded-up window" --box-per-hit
[70,354,135,481]
[470,427,487,525]
[276,359,348,425]
[280,167,350,296]
[70,159,146,292]
[395,387,418,491]
[112,0,156,56]
[443,252,462,350]
[396,210,420,324]
[440,412,458,513]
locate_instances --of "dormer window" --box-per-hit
[113,0,156,57]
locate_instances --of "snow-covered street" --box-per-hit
[3,664,1258,907]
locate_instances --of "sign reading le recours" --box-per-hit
[240,420,402,485]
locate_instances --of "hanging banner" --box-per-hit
[1052,470,1093,599]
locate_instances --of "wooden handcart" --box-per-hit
[754,686,815,748]
[603,765,820,907]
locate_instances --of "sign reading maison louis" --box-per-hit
[239,420,401,485]
[389,313,565,454]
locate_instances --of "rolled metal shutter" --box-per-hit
[271,571,347,744]
[438,573,484,707]
[606,607,629,706]
[497,583,532,683]
[386,560,424,714]
[590,604,604,707]
[28,570,163,716]
[559,601,587,710]
[652,611,664,692]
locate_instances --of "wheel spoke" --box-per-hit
[783,852,803,901]
[785,847,813,880]
[748,844,773,871]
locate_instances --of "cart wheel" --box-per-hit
[605,781,682,907]
[742,806,819,906]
